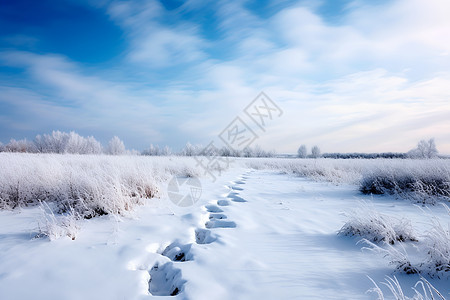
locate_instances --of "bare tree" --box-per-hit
[297,145,307,158]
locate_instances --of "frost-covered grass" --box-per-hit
[368,276,446,300]
[2,155,449,221]
[36,202,80,241]
[338,202,417,244]
[242,158,450,203]
[360,161,450,204]
[243,157,364,184]
[345,203,450,278]
[0,153,202,218]
[418,205,450,277]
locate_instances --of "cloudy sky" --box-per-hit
[1,0,449,153]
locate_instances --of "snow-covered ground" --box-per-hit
[0,164,448,299]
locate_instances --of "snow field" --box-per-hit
[0,155,449,299]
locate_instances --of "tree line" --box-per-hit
[0,131,132,155]
[0,131,442,159]
[0,131,276,157]
[297,138,441,159]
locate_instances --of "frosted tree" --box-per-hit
[84,136,102,154]
[220,146,232,157]
[5,139,35,153]
[231,148,243,157]
[33,131,102,154]
[297,145,307,158]
[181,142,198,156]
[253,145,265,157]
[161,146,172,156]
[311,145,321,158]
[0,142,4,152]
[48,131,70,153]
[107,136,126,155]
[242,147,254,157]
[142,144,160,156]
[33,134,47,153]
[34,132,66,153]
[66,132,86,154]
[408,138,438,159]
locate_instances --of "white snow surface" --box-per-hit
[0,167,448,300]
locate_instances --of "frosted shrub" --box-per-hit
[339,203,417,244]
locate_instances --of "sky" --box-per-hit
[0,0,449,154]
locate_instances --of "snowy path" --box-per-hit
[180,170,449,299]
[0,169,448,300]
[180,170,390,300]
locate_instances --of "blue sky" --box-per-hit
[1,0,449,153]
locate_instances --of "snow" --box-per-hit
[0,163,449,299]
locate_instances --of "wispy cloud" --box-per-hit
[107,0,208,67]
[1,0,449,153]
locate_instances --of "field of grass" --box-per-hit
[243,158,450,203]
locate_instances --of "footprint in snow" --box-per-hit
[228,194,247,203]
[230,186,244,191]
[209,213,227,220]
[161,242,193,262]
[217,199,231,206]
[195,228,217,244]
[148,262,186,296]
[205,220,237,229]
[205,204,224,213]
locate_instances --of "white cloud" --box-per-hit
[107,0,207,67]
[128,26,207,67]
